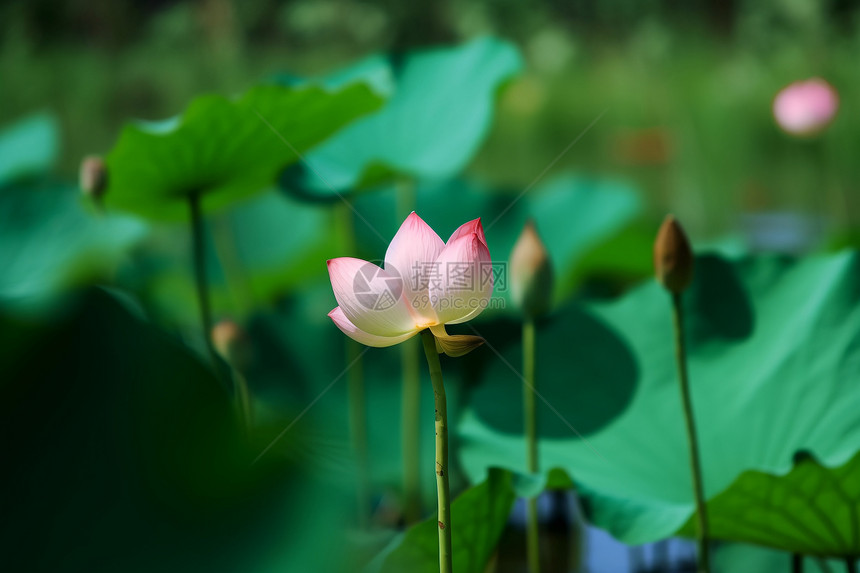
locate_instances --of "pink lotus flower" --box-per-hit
[327,212,492,355]
[773,78,839,136]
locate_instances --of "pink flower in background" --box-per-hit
[773,78,839,137]
[327,212,492,355]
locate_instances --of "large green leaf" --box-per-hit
[281,36,523,195]
[0,178,146,309]
[368,469,515,573]
[715,543,858,572]
[459,252,860,555]
[678,451,860,556]
[0,288,354,573]
[0,113,58,184]
[104,84,384,220]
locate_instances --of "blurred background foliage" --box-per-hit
[3,0,860,239]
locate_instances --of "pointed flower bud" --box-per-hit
[654,215,694,294]
[212,320,252,371]
[79,155,108,200]
[773,78,838,137]
[510,220,553,318]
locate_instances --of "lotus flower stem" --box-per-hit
[189,192,217,367]
[523,318,541,573]
[339,203,371,528]
[420,329,453,573]
[847,558,858,573]
[401,338,422,523]
[791,553,802,573]
[671,293,710,573]
[234,369,252,437]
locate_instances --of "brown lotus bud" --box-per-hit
[79,155,108,200]
[654,215,694,293]
[212,320,252,371]
[510,220,554,318]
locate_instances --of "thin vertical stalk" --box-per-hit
[791,553,803,573]
[340,203,371,528]
[401,338,422,523]
[233,368,252,437]
[397,177,422,523]
[653,540,669,571]
[420,329,453,573]
[847,558,858,573]
[189,193,217,366]
[523,319,540,573]
[671,293,710,573]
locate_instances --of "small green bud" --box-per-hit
[654,215,694,294]
[510,220,554,318]
[79,155,108,200]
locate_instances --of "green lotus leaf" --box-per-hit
[103,83,384,221]
[715,542,858,572]
[459,252,860,555]
[0,288,355,573]
[677,451,860,557]
[0,113,58,184]
[0,178,147,310]
[368,468,515,573]
[281,36,523,195]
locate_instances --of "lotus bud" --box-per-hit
[212,319,252,371]
[510,220,553,318]
[654,215,694,294]
[773,78,838,137]
[79,155,108,200]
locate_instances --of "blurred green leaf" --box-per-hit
[0,178,146,309]
[281,37,523,195]
[104,84,384,220]
[369,468,515,573]
[715,543,857,572]
[0,113,59,184]
[0,288,354,573]
[460,252,860,556]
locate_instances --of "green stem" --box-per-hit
[671,293,710,573]
[401,337,422,523]
[189,193,217,367]
[233,368,252,438]
[338,202,371,528]
[523,319,540,573]
[847,558,858,573]
[420,329,453,573]
[791,553,803,573]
